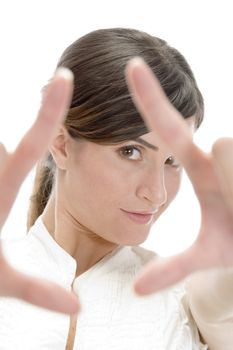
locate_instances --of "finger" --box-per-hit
[0,68,73,228]
[0,254,80,315]
[125,57,211,190]
[0,143,9,170]
[212,137,233,211]
[133,246,201,295]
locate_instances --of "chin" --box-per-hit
[116,229,151,246]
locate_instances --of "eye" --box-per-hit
[118,145,142,160]
[165,156,180,168]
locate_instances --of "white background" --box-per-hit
[0,0,232,257]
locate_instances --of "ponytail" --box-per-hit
[27,153,55,231]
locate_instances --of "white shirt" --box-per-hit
[0,216,208,350]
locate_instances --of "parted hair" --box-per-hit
[27,27,204,231]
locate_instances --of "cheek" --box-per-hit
[64,161,132,241]
[65,161,125,215]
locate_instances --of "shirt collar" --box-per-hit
[28,215,77,286]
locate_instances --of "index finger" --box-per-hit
[0,68,73,228]
[125,58,210,189]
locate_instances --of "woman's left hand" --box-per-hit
[125,57,233,295]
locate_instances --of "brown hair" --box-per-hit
[27,27,204,231]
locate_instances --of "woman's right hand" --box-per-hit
[0,68,80,315]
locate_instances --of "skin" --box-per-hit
[42,117,194,277]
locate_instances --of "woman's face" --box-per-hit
[60,119,195,246]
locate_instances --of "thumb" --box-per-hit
[0,257,80,315]
[134,247,198,295]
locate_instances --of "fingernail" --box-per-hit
[55,67,74,82]
[128,56,146,68]
[127,57,155,99]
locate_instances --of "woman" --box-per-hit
[0,28,232,349]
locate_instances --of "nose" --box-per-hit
[136,166,167,208]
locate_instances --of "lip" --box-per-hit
[120,209,155,225]
[128,210,157,215]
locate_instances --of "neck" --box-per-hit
[41,193,119,277]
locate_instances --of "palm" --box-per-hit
[125,57,233,294]
[0,69,79,314]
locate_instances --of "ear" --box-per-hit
[49,126,70,170]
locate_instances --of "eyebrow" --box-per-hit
[133,137,159,151]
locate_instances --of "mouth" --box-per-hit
[120,209,155,225]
